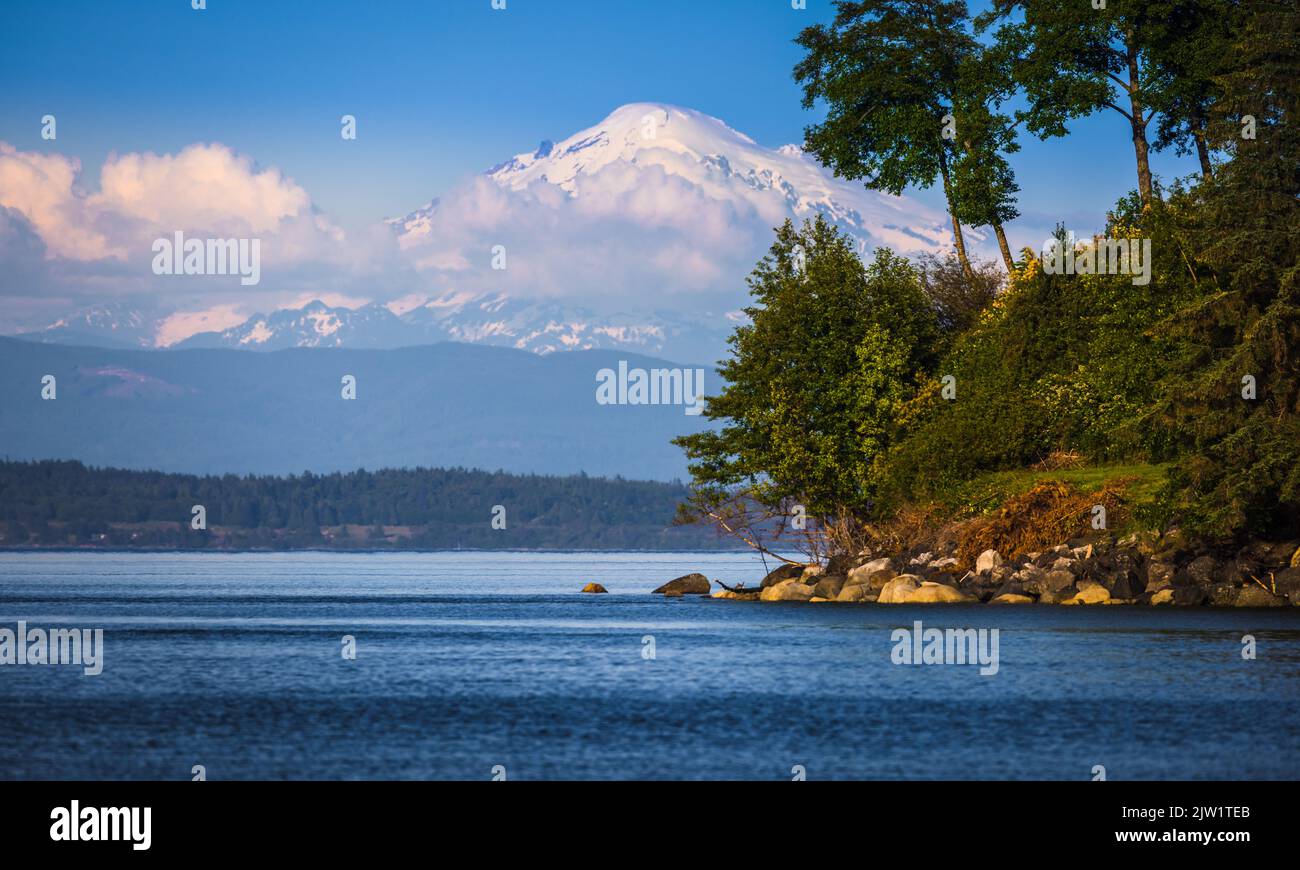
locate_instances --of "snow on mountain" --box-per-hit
[390,102,957,256]
[16,303,164,349]
[171,294,731,362]
[18,104,960,362]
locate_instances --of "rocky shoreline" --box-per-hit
[656,530,1300,607]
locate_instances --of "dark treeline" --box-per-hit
[0,460,731,550]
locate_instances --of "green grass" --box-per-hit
[941,462,1170,528]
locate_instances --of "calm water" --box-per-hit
[1,551,1298,780]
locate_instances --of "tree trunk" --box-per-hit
[992,222,1014,273]
[1192,113,1214,180]
[938,152,976,284]
[1125,37,1155,207]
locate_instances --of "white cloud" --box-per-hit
[392,164,764,308]
[0,141,406,318]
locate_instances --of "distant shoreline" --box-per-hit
[0,546,755,555]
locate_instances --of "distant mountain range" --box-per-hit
[0,336,712,481]
[10,103,958,364]
[15,296,735,364]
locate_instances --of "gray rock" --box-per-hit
[813,574,847,600]
[1038,588,1074,605]
[1273,567,1300,602]
[835,585,877,603]
[904,581,977,604]
[1040,570,1077,593]
[878,575,922,604]
[1145,561,1177,592]
[800,564,825,583]
[759,579,816,602]
[1232,585,1287,607]
[847,557,895,587]
[1177,555,1220,587]
[975,549,1003,575]
[760,563,805,589]
[652,573,711,595]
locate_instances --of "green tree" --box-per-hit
[673,217,938,557]
[795,0,1021,278]
[1147,0,1239,180]
[978,0,1181,207]
[1153,0,1300,538]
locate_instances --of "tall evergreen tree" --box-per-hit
[1156,0,1300,537]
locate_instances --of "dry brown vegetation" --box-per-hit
[954,479,1133,568]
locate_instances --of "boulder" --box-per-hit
[1107,568,1146,600]
[581,583,608,594]
[878,575,922,604]
[1222,558,1264,587]
[988,565,1015,585]
[904,581,977,604]
[909,551,935,566]
[1069,581,1111,605]
[991,593,1035,605]
[1232,585,1287,608]
[1038,588,1074,605]
[652,573,710,595]
[1208,584,1238,607]
[1040,570,1077,594]
[975,549,1003,575]
[836,585,877,603]
[846,559,897,590]
[800,565,825,582]
[929,556,960,571]
[1173,585,1208,606]
[1271,567,1300,601]
[663,590,684,598]
[760,563,804,589]
[1176,555,1220,587]
[813,575,847,600]
[760,579,816,603]
[994,581,1027,599]
[1150,588,1176,606]
[1145,561,1177,592]
[1292,546,1300,569]
[1050,557,1079,575]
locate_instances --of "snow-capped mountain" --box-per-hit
[15,103,958,362]
[21,303,164,349]
[390,102,957,256]
[172,294,733,362]
[176,301,416,351]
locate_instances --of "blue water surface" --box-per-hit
[1,551,1297,780]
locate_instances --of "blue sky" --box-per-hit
[1,0,1199,232]
[0,0,1205,339]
